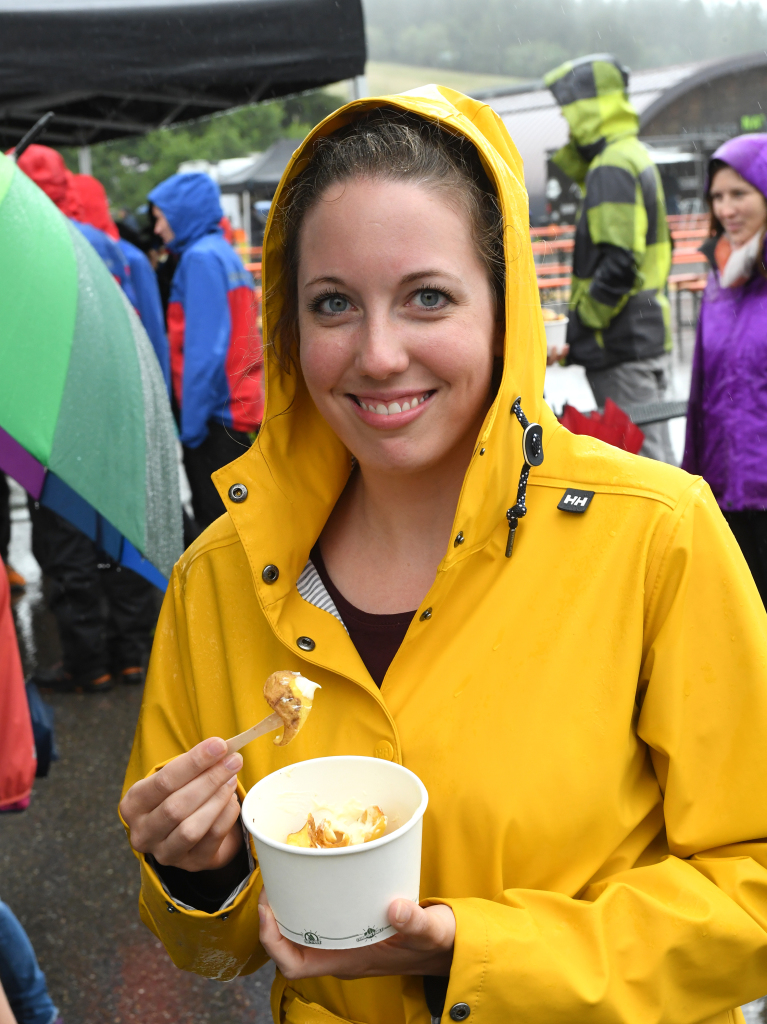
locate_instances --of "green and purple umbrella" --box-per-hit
[0,152,182,587]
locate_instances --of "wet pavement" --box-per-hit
[1,484,274,1024]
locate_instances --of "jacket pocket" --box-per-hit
[278,981,366,1024]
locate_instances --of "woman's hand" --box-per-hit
[546,342,569,366]
[258,888,456,980]
[119,737,244,872]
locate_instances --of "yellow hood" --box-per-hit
[243,85,548,588]
[123,89,767,1024]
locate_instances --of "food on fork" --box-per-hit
[264,670,321,746]
[286,801,387,848]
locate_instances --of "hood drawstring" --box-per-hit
[505,398,544,558]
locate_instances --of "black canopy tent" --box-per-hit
[0,0,366,149]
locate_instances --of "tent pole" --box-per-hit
[242,189,252,249]
[350,75,368,101]
[78,145,92,175]
[11,111,54,161]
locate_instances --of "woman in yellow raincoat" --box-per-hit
[121,89,767,1024]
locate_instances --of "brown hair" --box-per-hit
[707,158,730,237]
[268,108,505,372]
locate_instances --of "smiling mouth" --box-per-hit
[349,390,435,415]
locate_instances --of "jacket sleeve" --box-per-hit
[179,251,231,448]
[431,479,767,1024]
[120,568,267,981]
[130,251,171,395]
[575,164,641,332]
[681,303,707,475]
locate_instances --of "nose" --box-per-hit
[355,308,409,380]
[717,195,738,221]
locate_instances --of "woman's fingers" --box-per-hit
[152,773,241,865]
[169,791,244,871]
[258,889,312,978]
[121,737,230,819]
[126,747,243,854]
[145,751,242,840]
[256,890,456,981]
[388,901,456,952]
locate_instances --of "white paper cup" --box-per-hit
[544,315,569,354]
[241,756,428,949]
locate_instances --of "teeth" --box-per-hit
[357,395,429,413]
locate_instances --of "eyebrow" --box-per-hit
[303,269,460,289]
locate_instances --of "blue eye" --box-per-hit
[418,290,442,307]
[310,292,352,315]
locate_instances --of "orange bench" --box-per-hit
[532,239,575,255]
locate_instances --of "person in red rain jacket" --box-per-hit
[14,145,136,303]
[0,556,35,811]
[148,172,263,528]
[70,173,171,393]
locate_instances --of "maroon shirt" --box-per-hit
[310,543,415,687]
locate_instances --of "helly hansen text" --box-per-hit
[558,488,595,513]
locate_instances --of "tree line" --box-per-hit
[364,0,767,79]
[62,93,339,215]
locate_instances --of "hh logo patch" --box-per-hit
[558,488,595,513]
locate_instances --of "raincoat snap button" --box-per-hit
[262,564,279,584]
[479,448,486,455]
[228,483,248,503]
[166,902,177,914]
[297,636,315,652]
[449,1004,470,1021]
[454,531,465,546]
[374,741,394,760]
[419,607,432,621]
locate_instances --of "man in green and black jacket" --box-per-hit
[545,54,674,462]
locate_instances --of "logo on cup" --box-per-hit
[304,931,321,945]
[358,925,387,942]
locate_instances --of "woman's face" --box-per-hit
[297,178,502,477]
[710,166,767,246]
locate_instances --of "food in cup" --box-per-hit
[264,670,321,746]
[542,307,570,365]
[287,800,387,848]
[541,307,567,322]
[242,755,428,948]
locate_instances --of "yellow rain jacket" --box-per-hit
[123,88,767,1024]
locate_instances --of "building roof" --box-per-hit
[483,52,767,202]
[0,0,366,149]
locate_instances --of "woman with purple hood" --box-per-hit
[682,134,767,606]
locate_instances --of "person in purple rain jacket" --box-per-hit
[683,134,767,607]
